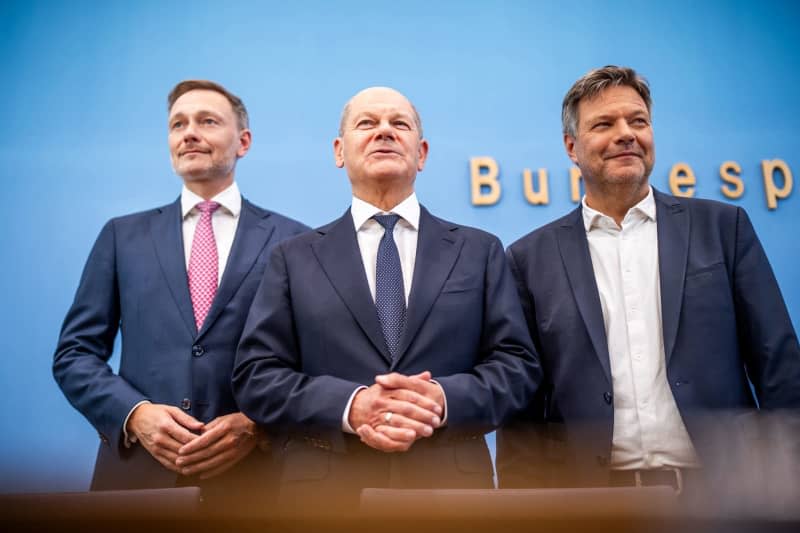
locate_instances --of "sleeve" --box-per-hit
[432,236,543,433]
[341,386,368,433]
[506,245,543,357]
[232,243,363,434]
[732,208,800,408]
[495,244,554,487]
[52,220,148,454]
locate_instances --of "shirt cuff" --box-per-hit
[430,379,448,426]
[341,386,368,434]
[123,400,151,448]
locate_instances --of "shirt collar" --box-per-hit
[581,186,656,231]
[181,181,241,219]
[351,192,420,231]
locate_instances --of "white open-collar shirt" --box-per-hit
[582,187,699,470]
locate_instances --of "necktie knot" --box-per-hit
[196,201,220,215]
[373,214,401,232]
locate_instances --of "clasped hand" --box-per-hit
[349,371,445,453]
[127,404,259,479]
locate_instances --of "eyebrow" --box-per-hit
[586,109,649,123]
[169,109,225,122]
[351,111,416,127]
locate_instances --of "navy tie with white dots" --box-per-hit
[373,214,406,360]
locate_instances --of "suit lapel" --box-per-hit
[556,207,612,384]
[150,198,197,338]
[312,210,392,363]
[394,207,463,365]
[198,198,275,338]
[654,190,689,366]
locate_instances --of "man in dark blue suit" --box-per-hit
[233,87,540,512]
[498,66,800,492]
[53,80,308,505]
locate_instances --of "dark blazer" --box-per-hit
[53,197,308,492]
[233,206,540,502]
[498,189,800,487]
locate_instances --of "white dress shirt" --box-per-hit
[180,181,242,282]
[124,181,242,445]
[582,187,699,470]
[351,193,419,305]
[341,193,447,433]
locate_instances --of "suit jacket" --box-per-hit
[233,206,540,500]
[498,189,800,487]
[53,197,308,492]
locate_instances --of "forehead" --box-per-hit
[347,88,415,118]
[578,85,649,120]
[169,89,234,117]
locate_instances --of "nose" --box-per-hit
[375,119,396,140]
[182,120,200,142]
[613,119,635,144]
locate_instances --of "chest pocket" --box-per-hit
[441,275,482,294]
[684,262,726,290]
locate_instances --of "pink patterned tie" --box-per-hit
[188,201,221,331]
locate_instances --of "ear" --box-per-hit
[333,137,345,168]
[564,133,579,165]
[416,139,429,172]
[237,129,252,158]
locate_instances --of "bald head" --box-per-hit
[338,87,423,138]
[333,86,429,209]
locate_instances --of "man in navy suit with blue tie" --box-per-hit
[498,66,800,492]
[233,87,540,512]
[53,80,308,504]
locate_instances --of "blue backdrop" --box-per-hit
[1,0,797,492]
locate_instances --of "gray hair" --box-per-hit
[561,65,651,137]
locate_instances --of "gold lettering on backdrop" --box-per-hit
[523,168,550,205]
[569,167,583,203]
[669,162,696,197]
[467,159,794,209]
[470,157,501,206]
[762,159,793,210]
[720,161,744,199]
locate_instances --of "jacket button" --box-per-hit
[191,345,204,357]
[603,392,613,405]
[181,399,191,410]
